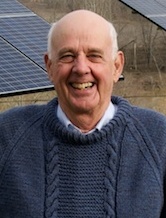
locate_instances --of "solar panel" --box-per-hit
[119,0,166,30]
[0,16,50,69]
[0,38,52,96]
[0,0,54,97]
[0,0,31,14]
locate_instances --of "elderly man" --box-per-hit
[0,10,166,218]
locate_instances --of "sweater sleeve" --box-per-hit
[0,105,46,218]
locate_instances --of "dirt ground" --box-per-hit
[113,70,166,114]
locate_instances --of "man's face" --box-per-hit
[45,16,124,117]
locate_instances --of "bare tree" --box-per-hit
[66,0,113,20]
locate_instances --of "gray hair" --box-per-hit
[47,21,119,60]
[108,22,119,59]
[47,22,57,59]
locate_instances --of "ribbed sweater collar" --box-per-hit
[42,96,132,145]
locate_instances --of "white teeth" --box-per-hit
[72,82,93,89]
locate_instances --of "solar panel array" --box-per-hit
[0,0,53,97]
[119,0,166,30]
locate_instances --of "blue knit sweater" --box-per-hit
[0,96,166,218]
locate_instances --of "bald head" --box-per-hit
[56,10,109,30]
[47,10,118,59]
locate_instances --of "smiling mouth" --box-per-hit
[71,82,94,90]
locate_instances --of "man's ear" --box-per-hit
[113,51,125,83]
[44,53,53,82]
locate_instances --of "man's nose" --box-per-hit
[72,55,91,75]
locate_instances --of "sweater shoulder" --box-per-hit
[0,104,46,156]
[0,103,46,127]
[112,96,166,130]
[132,106,166,128]
[130,106,166,156]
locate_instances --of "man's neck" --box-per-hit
[57,102,117,133]
[67,110,104,132]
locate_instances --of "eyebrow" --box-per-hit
[58,47,75,56]
[58,47,104,56]
[87,48,104,55]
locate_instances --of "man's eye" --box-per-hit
[88,54,102,62]
[60,54,75,63]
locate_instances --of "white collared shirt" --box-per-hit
[57,102,117,134]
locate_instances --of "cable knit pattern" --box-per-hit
[104,142,117,218]
[45,139,59,218]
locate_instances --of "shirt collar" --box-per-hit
[57,102,117,134]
